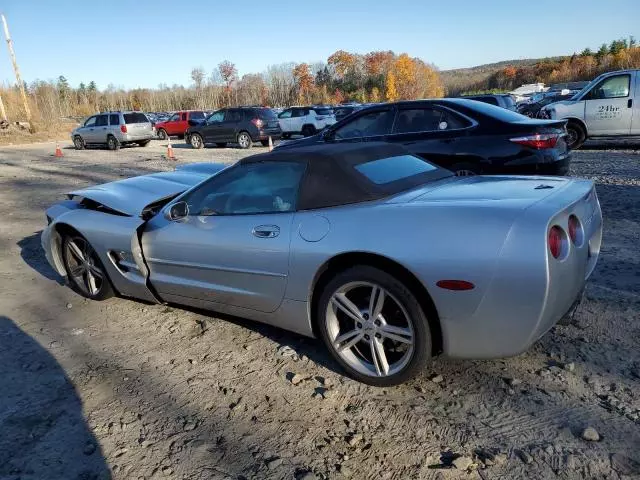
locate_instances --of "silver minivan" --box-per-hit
[542,69,640,149]
[72,111,155,150]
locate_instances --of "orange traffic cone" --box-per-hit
[54,142,63,157]
[268,136,273,152]
[167,141,175,160]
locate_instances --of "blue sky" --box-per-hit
[0,0,638,89]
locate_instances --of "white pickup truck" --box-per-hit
[541,69,640,149]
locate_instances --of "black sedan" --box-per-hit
[275,99,570,176]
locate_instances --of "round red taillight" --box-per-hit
[548,226,564,259]
[568,215,581,245]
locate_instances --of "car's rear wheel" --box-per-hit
[215,142,227,148]
[190,133,204,149]
[317,266,432,386]
[106,135,120,151]
[61,234,113,300]
[73,135,85,150]
[137,140,151,147]
[281,133,291,140]
[237,131,252,149]
[566,121,586,150]
[302,125,315,137]
[157,128,168,140]
[450,162,479,176]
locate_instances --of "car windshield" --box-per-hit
[571,77,600,100]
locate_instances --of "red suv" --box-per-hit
[155,110,206,139]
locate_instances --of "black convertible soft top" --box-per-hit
[237,142,452,210]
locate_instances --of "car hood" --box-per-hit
[67,164,227,216]
[274,134,322,150]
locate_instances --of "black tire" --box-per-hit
[281,133,291,140]
[73,135,85,150]
[61,233,114,301]
[190,133,204,149]
[449,161,480,176]
[157,128,168,140]
[237,131,253,149]
[301,125,316,137]
[566,121,586,150]
[106,135,120,151]
[137,140,151,147]
[215,142,227,148]
[261,139,270,147]
[316,266,432,386]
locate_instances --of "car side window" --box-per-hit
[84,116,97,127]
[183,162,307,216]
[334,109,394,139]
[393,108,470,134]
[168,113,180,122]
[586,74,631,100]
[207,111,224,123]
[223,110,242,122]
[278,109,292,119]
[95,115,109,127]
[109,114,119,126]
[190,111,205,120]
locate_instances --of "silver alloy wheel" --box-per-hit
[238,133,250,148]
[158,129,167,140]
[191,134,202,148]
[73,136,84,149]
[455,169,476,177]
[65,236,104,297]
[325,281,414,377]
[107,136,117,150]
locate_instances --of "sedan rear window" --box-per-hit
[457,100,527,122]
[354,155,437,184]
[124,113,150,124]
[313,108,333,115]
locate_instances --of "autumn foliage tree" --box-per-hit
[292,63,314,104]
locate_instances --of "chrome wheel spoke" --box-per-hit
[381,325,413,344]
[69,264,85,278]
[68,241,85,262]
[334,330,363,352]
[88,264,103,279]
[370,338,390,376]
[331,293,365,323]
[86,270,98,295]
[369,285,385,320]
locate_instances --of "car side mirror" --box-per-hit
[167,201,189,221]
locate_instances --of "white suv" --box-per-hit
[277,106,336,138]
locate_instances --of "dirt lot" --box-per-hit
[1,139,639,480]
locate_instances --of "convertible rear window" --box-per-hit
[354,155,437,184]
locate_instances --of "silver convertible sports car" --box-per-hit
[42,143,602,386]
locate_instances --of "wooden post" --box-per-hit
[0,91,7,121]
[1,14,32,128]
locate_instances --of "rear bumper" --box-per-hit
[256,128,282,141]
[490,153,571,176]
[121,133,154,142]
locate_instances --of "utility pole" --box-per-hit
[1,13,32,128]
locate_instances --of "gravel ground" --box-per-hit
[0,139,639,480]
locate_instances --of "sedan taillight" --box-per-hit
[510,133,559,149]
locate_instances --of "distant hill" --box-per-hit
[440,57,564,95]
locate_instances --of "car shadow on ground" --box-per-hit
[17,231,64,285]
[0,315,111,479]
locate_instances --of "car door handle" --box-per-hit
[628,99,633,108]
[252,225,280,238]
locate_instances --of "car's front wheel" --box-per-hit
[317,266,432,386]
[106,135,120,151]
[61,234,113,300]
[566,121,586,150]
[302,125,316,137]
[190,133,204,149]
[237,131,252,149]
[73,135,85,150]
[157,128,168,140]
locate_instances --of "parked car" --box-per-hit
[460,94,517,111]
[41,142,602,386]
[540,69,640,149]
[185,107,281,149]
[518,93,575,118]
[277,106,336,138]
[72,111,154,150]
[275,99,571,176]
[155,110,207,140]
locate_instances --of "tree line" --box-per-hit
[446,37,640,95]
[0,50,443,127]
